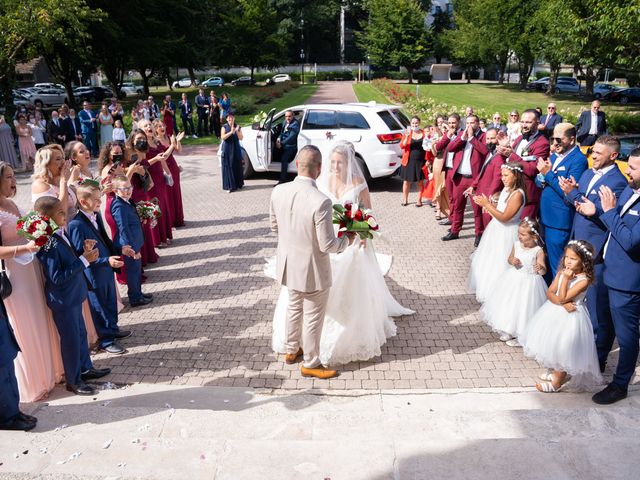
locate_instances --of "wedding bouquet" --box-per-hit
[332,202,379,240]
[136,200,162,228]
[16,211,58,247]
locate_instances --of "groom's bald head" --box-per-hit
[296,145,322,179]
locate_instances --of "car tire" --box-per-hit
[554,88,561,94]
[241,148,254,179]
[355,154,372,183]
[621,96,629,105]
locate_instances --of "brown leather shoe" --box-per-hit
[300,366,338,379]
[284,348,303,364]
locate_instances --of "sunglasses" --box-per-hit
[551,137,563,143]
[547,107,556,110]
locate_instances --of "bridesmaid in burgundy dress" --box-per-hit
[138,120,174,246]
[124,129,159,264]
[154,119,185,227]
[161,98,174,136]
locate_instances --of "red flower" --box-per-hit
[337,231,344,238]
[345,209,352,219]
[28,223,37,234]
[344,203,352,210]
[354,209,363,221]
[35,236,48,247]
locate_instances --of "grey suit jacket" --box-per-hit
[270,176,348,292]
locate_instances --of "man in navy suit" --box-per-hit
[561,135,628,332]
[34,196,110,396]
[442,115,487,243]
[47,110,66,145]
[68,183,135,355]
[536,123,588,278]
[501,109,551,219]
[577,148,640,404]
[110,176,153,307]
[0,299,37,431]
[64,108,83,145]
[538,103,563,139]
[78,101,98,156]
[576,100,607,146]
[195,88,209,138]
[179,93,196,138]
[275,110,300,185]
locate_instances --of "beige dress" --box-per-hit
[32,185,100,346]
[0,205,64,402]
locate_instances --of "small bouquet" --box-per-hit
[332,202,379,240]
[252,110,268,124]
[136,199,162,228]
[16,211,58,247]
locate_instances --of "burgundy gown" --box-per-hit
[159,141,184,227]
[146,144,173,244]
[130,157,160,265]
[163,109,174,136]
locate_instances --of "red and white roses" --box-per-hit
[16,211,58,247]
[332,202,380,239]
[136,200,162,228]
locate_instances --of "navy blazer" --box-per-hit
[36,233,89,311]
[110,196,144,253]
[68,211,120,289]
[537,146,588,230]
[78,109,96,135]
[278,119,300,149]
[539,113,563,137]
[600,186,640,292]
[576,110,607,141]
[179,100,193,117]
[64,116,82,140]
[567,164,628,253]
[0,300,19,367]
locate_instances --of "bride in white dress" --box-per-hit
[266,141,414,365]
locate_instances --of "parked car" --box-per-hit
[118,82,143,96]
[201,77,225,88]
[172,77,199,88]
[580,134,640,179]
[526,77,549,91]
[266,74,292,85]
[526,76,580,94]
[23,87,68,108]
[231,76,256,87]
[219,102,409,179]
[603,87,640,104]
[34,82,65,90]
[593,83,620,99]
[73,86,116,102]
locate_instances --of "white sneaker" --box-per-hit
[499,333,513,342]
[506,339,521,347]
[192,134,198,139]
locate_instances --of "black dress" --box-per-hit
[220,124,244,191]
[400,137,425,182]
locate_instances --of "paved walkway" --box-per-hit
[307,80,357,103]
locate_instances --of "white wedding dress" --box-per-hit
[265,182,414,366]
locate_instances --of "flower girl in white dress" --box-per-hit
[469,162,525,303]
[480,217,548,346]
[520,240,603,392]
[267,141,414,365]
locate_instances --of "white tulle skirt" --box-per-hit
[480,267,548,338]
[519,301,603,388]
[265,241,414,366]
[468,220,519,303]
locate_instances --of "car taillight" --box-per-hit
[377,133,402,144]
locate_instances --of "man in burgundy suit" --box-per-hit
[434,113,461,227]
[442,115,487,242]
[499,109,550,219]
[463,127,506,245]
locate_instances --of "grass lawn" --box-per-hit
[397,83,638,116]
[118,83,318,146]
[353,83,393,104]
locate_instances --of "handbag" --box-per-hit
[0,230,13,300]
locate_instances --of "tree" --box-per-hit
[225,0,289,81]
[357,0,431,83]
[431,9,453,64]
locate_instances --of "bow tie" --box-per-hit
[592,169,604,177]
[87,213,97,223]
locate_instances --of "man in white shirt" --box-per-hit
[576,100,607,146]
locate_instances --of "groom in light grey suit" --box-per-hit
[270,145,354,379]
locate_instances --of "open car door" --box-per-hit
[255,108,276,171]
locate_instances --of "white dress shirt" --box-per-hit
[551,145,578,170]
[585,164,616,196]
[458,138,473,176]
[588,111,599,135]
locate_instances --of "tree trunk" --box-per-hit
[138,67,155,96]
[407,67,413,84]
[584,66,597,97]
[63,81,76,110]
[546,62,560,95]
[517,61,533,90]
[188,65,196,85]
[250,65,255,82]
[497,52,509,85]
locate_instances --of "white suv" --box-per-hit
[229,102,409,179]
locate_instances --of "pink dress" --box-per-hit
[159,140,184,227]
[32,185,99,346]
[0,205,64,402]
[17,124,36,166]
[146,144,173,244]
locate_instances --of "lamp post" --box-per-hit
[77,69,83,86]
[300,18,305,85]
[367,55,371,83]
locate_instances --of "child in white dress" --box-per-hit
[112,120,126,142]
[469,162,525,303]
[480,217,547,346]
[520,240,603,392]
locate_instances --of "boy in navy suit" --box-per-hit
[110,175,153,307]
[0,299,37,431]
[34,196,110,395]
[68,182,135,355]
[577,148,640,404]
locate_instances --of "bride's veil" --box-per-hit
[317,140,368,204]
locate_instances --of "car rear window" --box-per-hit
[392,109,411,128]
[338,111,369,129]
[377,110,402,130]
[303,110,338,129]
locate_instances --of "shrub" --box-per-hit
[231,95,257,114]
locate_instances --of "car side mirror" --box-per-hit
[252,122,261,130]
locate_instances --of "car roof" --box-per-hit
[289,102,400,112]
